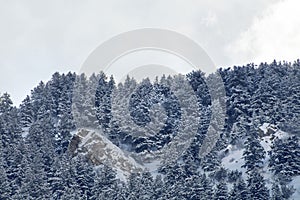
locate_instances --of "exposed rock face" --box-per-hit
[69,128,143,177]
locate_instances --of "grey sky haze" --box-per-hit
[0,0,299,105]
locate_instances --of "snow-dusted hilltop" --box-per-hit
[0,60,299,199]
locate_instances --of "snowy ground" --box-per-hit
[221,145,246,175]
[21,127,29,138]
[290,176,300,199]
[222,123,299,197]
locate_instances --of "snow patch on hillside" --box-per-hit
[222,125,299,192]
[21,127,29,138]
[143,159,161,177]
[221,145,246,174]
[290,176,300,200]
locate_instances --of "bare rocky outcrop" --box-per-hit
[68,128,143,177]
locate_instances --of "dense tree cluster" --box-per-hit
[0,60,299,199]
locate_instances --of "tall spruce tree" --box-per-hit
[247,170,270,200]
[242,131,265,172]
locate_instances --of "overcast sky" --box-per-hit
[1,0,300,105]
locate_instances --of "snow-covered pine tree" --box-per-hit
[269,135,300,180]
[271,183,284,200]
[95,72,115,132]
[19,95,34,127]
[247,170,270,200]
[242,129,265,173]
[229,178,249,200]
[213,180,228,200]
[152,174,165,200]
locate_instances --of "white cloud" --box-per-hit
[200,11,218,27]
[0,0,280,105]
[227,0,300,65]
